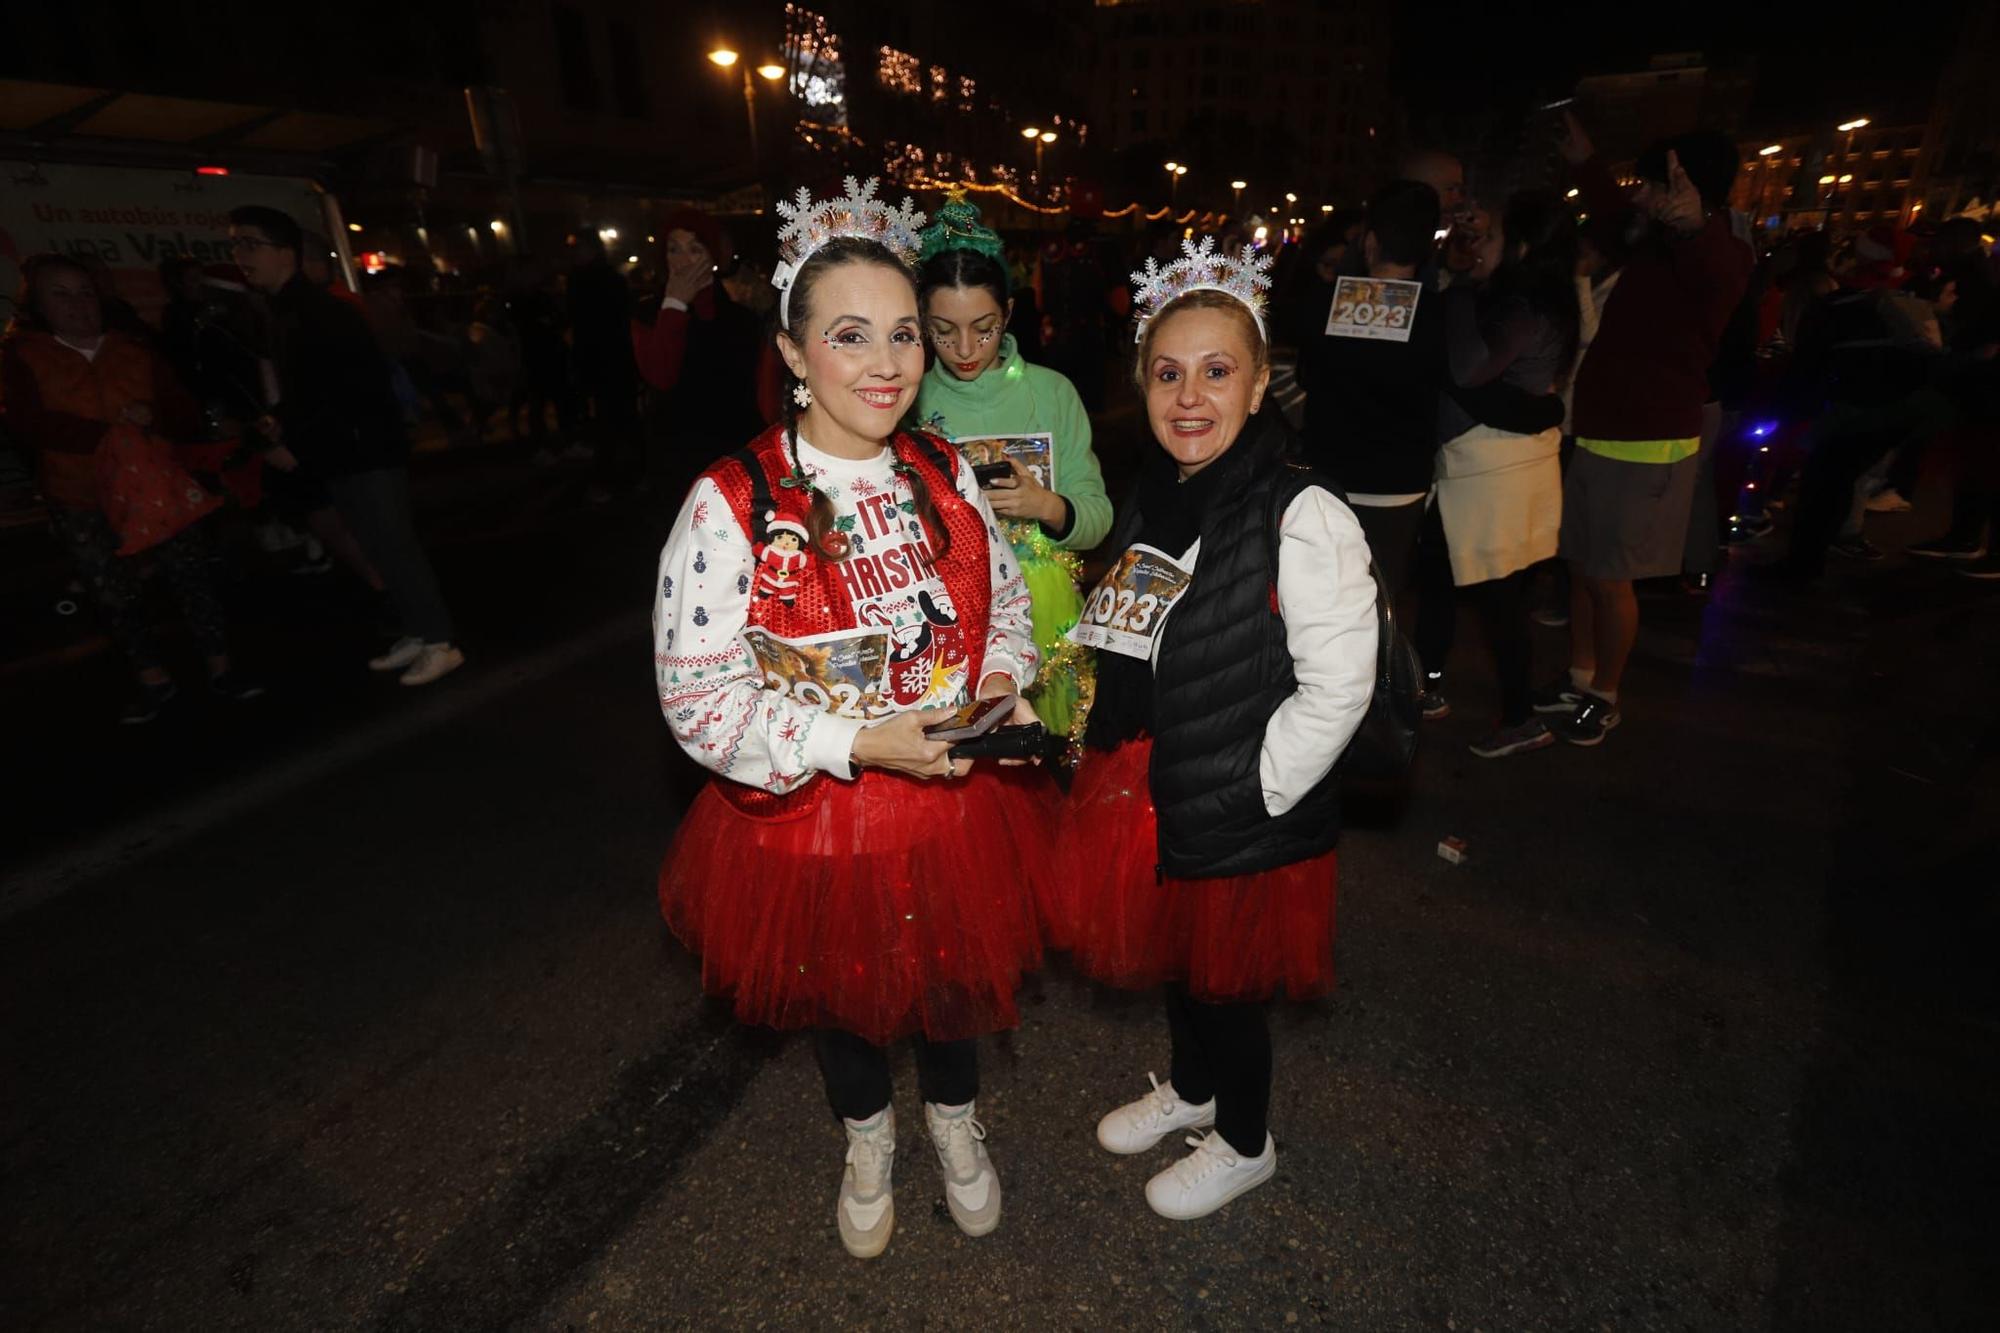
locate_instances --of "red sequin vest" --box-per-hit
[704,424,994,819]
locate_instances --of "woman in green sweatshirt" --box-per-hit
[911,198,1111,748]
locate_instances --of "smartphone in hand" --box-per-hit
[923,695,1016,742]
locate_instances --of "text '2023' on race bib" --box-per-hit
[742,627,896,720]
[1068,544,1194,660]
[1325,275,1421,342]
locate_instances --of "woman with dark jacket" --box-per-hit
[630,210,766,505]
[1054,250,1378,1221]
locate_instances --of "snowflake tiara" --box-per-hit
[1130,236,1274,344]
[772,176,927,326]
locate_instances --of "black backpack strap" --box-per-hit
[721,444,778,543]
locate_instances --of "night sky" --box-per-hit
[1392,0,1969,132]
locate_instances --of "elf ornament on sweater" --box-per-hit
[752,508,812,605]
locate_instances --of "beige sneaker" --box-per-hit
[398,643,465,687]
[368,636,424,672]
[837,1107,896,1259]
[925,1101,1001,1237]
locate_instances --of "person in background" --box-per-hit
[568,228,642,501]
[1297,181,1444,604]
[505,259,579,464]
[228,205,464,687]
[0,253,258,722]
[1423,190,1579,759]
[1909,225,2000,573]
[629,210,764,507]
[1550,117,1751,746]
[910,195,1112,744]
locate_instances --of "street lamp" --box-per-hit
[1837,118,1870,133]
[1285,192,1297,205]
[1164,161,1186,205]
[1230,179,1246,212]
[710,45,786,165]
[1759,144,1784,156]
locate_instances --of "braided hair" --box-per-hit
[775,236,953,563]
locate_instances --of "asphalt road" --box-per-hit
[3,452,1996,1331]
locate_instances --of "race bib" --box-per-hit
[1325,276,1421,342]
[1068,544,1193,660]
[743,627,897,720]
[951,433,1057,492]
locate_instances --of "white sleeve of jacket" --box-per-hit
[952,461,1040,692]
[1260,486,1380,816]
[653,477,864,792]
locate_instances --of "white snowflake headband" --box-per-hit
[1130,235,1274,344]
[772,176,927,327]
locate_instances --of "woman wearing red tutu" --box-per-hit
[1061,238,1379,1220]
[653,179,1045,1260]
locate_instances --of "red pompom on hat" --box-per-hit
[762,506,809,541]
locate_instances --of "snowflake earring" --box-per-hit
[792,381,813,408]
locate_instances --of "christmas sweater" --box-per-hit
[654,427,1037,801]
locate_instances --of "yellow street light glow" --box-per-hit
[1320,204,1333,213]
[1040,131,1057,144]
[1838,174,1853,183]
[756,63,786,81]
[489,219,505,232]
[1759,144,1784,156]
[1838,117,1870,132]
[1024,126,1042,139]
[1285,192,1297,203]
[1164,161,1179,171]
[1566,187,1580,199]
[347,222,363,232]
[1230,179,1247,190]
[708,48,739,68]
[1819,175,1837,185]
[1174,165,1187,176]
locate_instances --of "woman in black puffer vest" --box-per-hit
[1054,285,1379,1221]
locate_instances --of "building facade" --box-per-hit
[1083,0,1393,215]
[1730,123,1928,237]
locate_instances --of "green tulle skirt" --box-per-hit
[1011,524,1094,751]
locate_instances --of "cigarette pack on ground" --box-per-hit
[1436,836,1468,865]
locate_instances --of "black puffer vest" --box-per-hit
[1104,412,1341,879]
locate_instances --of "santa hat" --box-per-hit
[763,507,809,541]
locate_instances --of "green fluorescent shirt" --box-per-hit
[1575,435,1701,465]
[908,335,1112,551]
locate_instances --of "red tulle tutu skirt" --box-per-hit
[1052,738,1338,1003]
[659,766,1056,1045]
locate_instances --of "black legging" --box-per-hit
[812,1028,978,1123]
[1415,522,1535,726]
[1165,983,1271,1157]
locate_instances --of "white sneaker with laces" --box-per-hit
[837,1107,896,1259]
[924,1101,1001,1237]
[369,636,424,672]
[1144,1130,1276,1220]
[399,643,466,687]
[1096,1073,1216,1155]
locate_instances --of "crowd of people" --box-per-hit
[5,107,1994,1254]
[639,114,1999,1260]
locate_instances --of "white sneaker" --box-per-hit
[1095,1073,1216,1155]
[837,1107,896,1259]
[398,643,465,687]
[368,636,424,672]
[1144,1130,1276,1221]
[925,1101,1001,1237]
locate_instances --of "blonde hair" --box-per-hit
[1132,289,1269,391]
